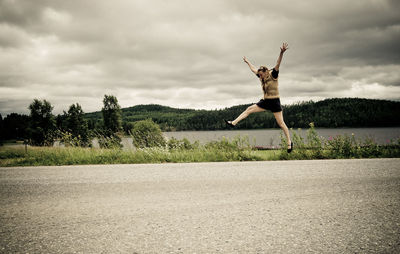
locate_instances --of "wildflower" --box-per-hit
[309,122,314,128]
[328,136,332,141]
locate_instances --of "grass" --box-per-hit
[1,124,399,167]
[277,123,400,160]
[0,145,280,167]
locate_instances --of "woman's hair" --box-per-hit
[257,66,268,72]
[256,66,269,78]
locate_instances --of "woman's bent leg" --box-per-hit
[231,104,265,125]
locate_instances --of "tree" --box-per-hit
[58,103,90,147]
[66,104,89,144]
[27,99,56,146]
[130,119,166,148]
[122,121,135,135]
[101,95,122,134]
[1,113,30,140]
[0,113,3,144]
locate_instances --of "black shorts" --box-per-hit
[256,98,282,112]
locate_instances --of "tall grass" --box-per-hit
[1,125,399,167]
[278,123,400,160]
[0,136,279,167]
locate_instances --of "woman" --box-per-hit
[225,42,293,153]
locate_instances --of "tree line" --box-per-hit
[1,97,400,146]
[0,95,123,147]
[86,97,400,131]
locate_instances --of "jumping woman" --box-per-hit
[225,42,293,153]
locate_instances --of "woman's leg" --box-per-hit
[273,111,292,148]
[230,104,265,126]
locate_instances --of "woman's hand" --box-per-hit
[280,42,289,53]
[275,43,288,71]
[243,56,257,74]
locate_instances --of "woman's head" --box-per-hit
[256,66,269,79]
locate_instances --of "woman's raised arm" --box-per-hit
[243,56,258,74]
[274,42,289,71]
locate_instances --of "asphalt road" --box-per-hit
[1,158,400,253]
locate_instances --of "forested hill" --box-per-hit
[84,98,400,131]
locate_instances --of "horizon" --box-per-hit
[1,0,399,116]
[1,96,399,117]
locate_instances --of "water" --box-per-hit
[162,127,400,148]
[56,127,400,149]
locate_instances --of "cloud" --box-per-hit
[0,0,399,116]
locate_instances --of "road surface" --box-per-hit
[1,158,400,253]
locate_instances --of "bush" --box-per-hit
[359,136,381,158]
[97,133,123,149]
[326,133,359,158]
[167,137,199,150]
[130,119,166,148]
[306,122,324,158]
[92,129,123,149]
[57,129,89,147]
[204,135,251,151]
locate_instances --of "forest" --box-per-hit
[86,97,400,132]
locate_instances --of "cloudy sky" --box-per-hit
[0,0,399,116]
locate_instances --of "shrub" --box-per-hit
[57,129,85,147]
[130,119,166,148]
[93,129,123,149]
[204,135,251,151]
[306,122,324,158]
[326,133,358,158]
[167,137,199,150]
[359,136,381,158]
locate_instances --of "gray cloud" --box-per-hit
[0,0,399,116]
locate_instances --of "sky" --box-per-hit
[0,0,399,116]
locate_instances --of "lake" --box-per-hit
[112,127,400,149]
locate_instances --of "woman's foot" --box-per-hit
[287,141,293,153]
[224,119,235,127]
